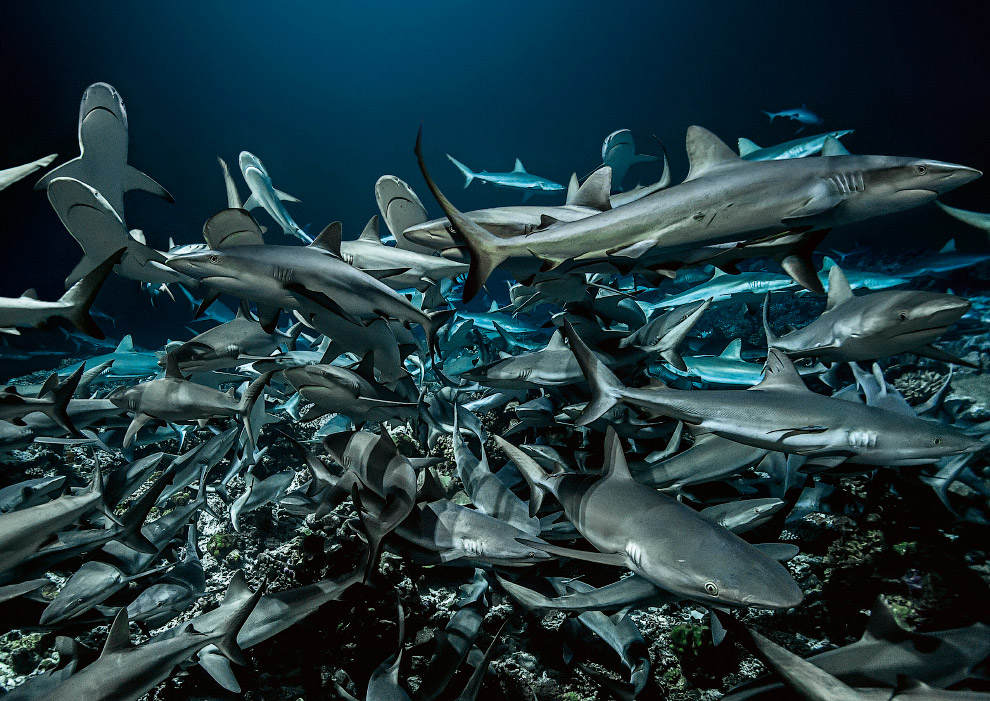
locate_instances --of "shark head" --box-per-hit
[848,156,982,219]
[537,178,566,192]
[402,218,463,251]
[850,290,970,347]
[239,151,270,182]
[164,249,268,300]
[107,385,142,412]
[80,82,127,129]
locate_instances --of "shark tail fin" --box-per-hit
[494,436,550,518]
[238,371,274,445]
[206,571,266,666]
[57,249,123,340]
[45,366,84,437]
[446,155,476,188]
[424,309,456,360]
[762,110,776,121]
[416,128,509,302]
[561,320,624,426]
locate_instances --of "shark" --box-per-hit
[762,105,825,131]
[815,256,908,292]
[374,174,435,254]
[739,130,854,161]
[447,154,564,199]
[339,215,469,291]
[637,268,799,312]
[0,153,57,191]
[898,237,990,278]
[60,335,160,380]
[35,82,173,220]
[565,319,984,466]
[658,338,824,387]
[238,151,311,243]
[496,428,804,609]
[0,251,118,339]
[600,129,660,188]
[418,127,982,301]
[0,367,84,436]
[38,571,263,701]
[107,355,273,447]
[936,201,990,239]
[283,360,418,424]
[766,264,972,365]
[165,217,453,354]
[46,177,189,287]
[126,524,207,627]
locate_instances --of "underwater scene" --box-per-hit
[2,2,990,699]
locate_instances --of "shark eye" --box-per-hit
[933,437,942,446]
[917,165,927,175]
[705,581,719,597]
[209,254,219,264]
[898,311,908,321]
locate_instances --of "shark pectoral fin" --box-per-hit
[199,650,241,693]
[122,165,174,203]
[782,192,842,223]
[660,349,687,373]
[752,543,800,562]
[606,240,656,259]
[914,344,978,369]
[123,413,154,448]
[273,188,300,203]
[516,539,628,567]
[241,193,260,211]
[768,425,828,440]
[284,283,364,327]
[709,608,728,646]
[363,267,412,280]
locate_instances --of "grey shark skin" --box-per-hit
[725,597,990,700]
[0,153,57,191]
[498,572,670,614]
[417,125,981,301]
[0,367,83,436]
[766,265,972,364]
[565,320,983,466]
[639,268,798,312]
[168,306,299,373]
[164,225,452,354]
[340,215,469,291]
[0,251,119,338]
[898,236,990,277]
[0,475,66,513]
[738,130,853,161]
[447,154,564,197]
[375,174,436,254]
[284,363,417,424]
[601,129,660,188]
[41,571,263,701]
[47,177,187,287]
[238,151,311,243]
[497,429,804,610]
[35,82,173,219]
[762,105,825,130]
[401,166,614,254]
[108,357,272,447]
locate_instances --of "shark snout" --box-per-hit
[932,163,982,193]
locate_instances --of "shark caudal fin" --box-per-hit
[446,154,476,188]
[238,371,275,446]
[560,319,625,426]
[43,366,84,437]
[494,436,551,518]
[417,128,510,302]
[762,110,777,121]
[57,249,123,340]
[202,570,266,666]
[423,309,456,360]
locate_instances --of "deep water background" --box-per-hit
[1,1,988,352]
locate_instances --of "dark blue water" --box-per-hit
[1,1,988,351]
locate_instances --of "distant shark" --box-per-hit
[738,130,854,161]
[238,151,311,243]
[762,104,824,132]
[600,129,659,188]
[447,154,564,199]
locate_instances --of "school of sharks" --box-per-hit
[0,82,989,700]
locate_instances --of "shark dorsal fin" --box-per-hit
[737,137,762,157]
[513,158,526,173]
[310,222,342,257]
[825,265,854,311]
[601,427,632,481]
[21,288,38,299]
[820,256,837,272]
[565,173,579,204]
[223,570,252,605]
[939,238,957,253]
[358,215,381,243]
[720,338,743,359]
[488,300,499,313]
[545,329,567,350]
[129,228,146,245]
[538,214,560,230]
[709,267,727,278]
[569,167,613,211]
[861,597,911,643]
[685,126,739,182]
[821,135,850,157]
[165,353,185,380]
[102,608,134,656]
[115,335,134,353]
[753,349,808,392]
